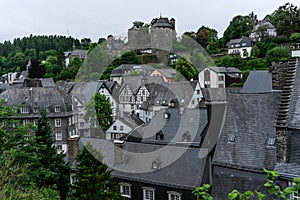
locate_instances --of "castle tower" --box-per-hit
[150,16,175,52]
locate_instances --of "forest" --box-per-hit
[0,3,299,85]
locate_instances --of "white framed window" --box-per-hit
[22,119,29,126]
[143,187,155,200]
[55,118,61,127]
[120,183,131,198]
[56,145,63,152]
[33,119,38,127]
[20,106,30,114]
[56,132,62,140]
[55,106,61,113]
[167,191,182,200]
[289,181,300,200]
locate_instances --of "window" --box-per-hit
[182,132,191,142]
[120,125,124,131]
[164,111,170,119]
[80,122,85,127]
[20,106,30,114]
[156,131,164,140]
[111,133,118,139]
[22,119,29,126]
[267,137,276,146]
[56,132,62,140]
[218,84,224,88]
[204,70,210,81]
[33,107,39,113]
[113,126,117,130]
[218,75,224,81]
[152,161,159,169]
[167,191,182,200]
[56,145,63,152]
[55,106,61,112]
[55,119,61,127]
[143,187,155,200]
[68,117,72,125]
[120,183,131,198]
[228,134,235,143]
[289,181,300,200]
[33,119,38,127]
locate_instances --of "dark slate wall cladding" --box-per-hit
[212,166,271,200]
[117,178,197,200]
[288,58,300,128]
[287,129,300,163]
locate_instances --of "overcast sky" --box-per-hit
[0,0,299,42]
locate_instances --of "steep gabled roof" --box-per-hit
[212,92,281,171]
[141,108,208,146]
[111,142,208,190]
[241,70,273,94]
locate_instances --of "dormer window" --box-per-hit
[164,111,170,119]
[156,131,164,140]
[267,137,276,146]
[182,132,191,142]
[228,134,235,143]
[33,107,39,113]
[55,106,61,113]
[152,161,159,169]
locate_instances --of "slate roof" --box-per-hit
[71,49,88,59]
[110,64,155,77]
[155,69,177,79]
[110,64,135,77]
[141,108,208,146]
[207,66,242,74]
[241,70,273,94]
[0,85,69,117]
[151,17,173,29]
[212,92,281,171]
[287,58,300,128]
[139,81,199,110]
[71,81,98,105]
[111,142,208,190]
[56,80,75,94]
[227,37,252,48]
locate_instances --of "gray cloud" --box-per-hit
[1,0,299,42]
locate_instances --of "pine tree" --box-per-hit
[72,143,122,200]
[33,109,70,199]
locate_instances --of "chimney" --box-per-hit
[114,140,125,164]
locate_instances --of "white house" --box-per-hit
[227,37,252,58]
[250,15,277,42]
[96,80,120,119]
[106,118,133,140]
[198,66,243,88]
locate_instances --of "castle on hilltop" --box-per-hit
[127,16,176,52]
